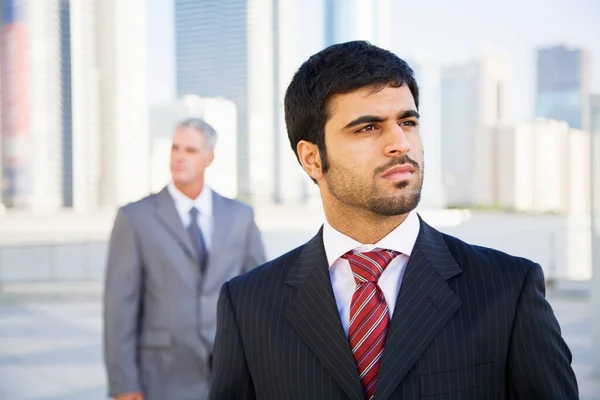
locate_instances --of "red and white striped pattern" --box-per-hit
[342,249,399,400]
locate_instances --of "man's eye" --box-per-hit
[357,124,377,133]
[400,120,418,127]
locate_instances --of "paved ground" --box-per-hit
[0,285,598,399]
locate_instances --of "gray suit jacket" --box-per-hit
[103,187,266,400]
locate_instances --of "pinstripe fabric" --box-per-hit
[210,215,578,400]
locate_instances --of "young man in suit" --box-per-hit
[210,41,578,399]
[104,118,266,400]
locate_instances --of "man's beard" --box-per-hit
[325,155,424,216]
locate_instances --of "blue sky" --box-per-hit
[147,0,600,123]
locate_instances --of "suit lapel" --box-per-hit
[284,229,364,400]
[153,187,198,263]
[208,191,230,264]
[200,191,232,289]
[376,216,463,400]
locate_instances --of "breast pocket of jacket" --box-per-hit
[419,362,493,398]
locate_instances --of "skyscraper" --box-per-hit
[175,0,269,200]
[475,119,590,215]
[69,0,101,211]
[60,0,73,207]
[592,94,600,134]
[1,0,63,210]
[324,0,391,48]
[408,60,446,209]
[592,94,600,377]
[441,50,508,207]
[272,0,325,204]
[536,44,591,131]
[96,0,150,208]
[0,0,149,211]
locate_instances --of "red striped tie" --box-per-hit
[342,249,399,400]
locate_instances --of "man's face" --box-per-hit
[321,84,424,216]
[170,127,214,187]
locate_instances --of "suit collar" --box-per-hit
[285,214,461,285]
[167,182,213,217]
[322,210,420,267]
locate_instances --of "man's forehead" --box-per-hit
[328,86,416,119]
[173,127,204,138]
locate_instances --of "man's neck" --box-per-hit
[174,181,204,200]
[323,198,409,244]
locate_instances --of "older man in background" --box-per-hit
[104,118,266,400]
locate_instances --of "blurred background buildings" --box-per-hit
[0,0,599,397]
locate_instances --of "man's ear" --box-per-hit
[206,150,215,167]
[297,140,324,181]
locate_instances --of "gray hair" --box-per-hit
[176,118,218,151]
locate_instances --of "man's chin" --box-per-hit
[172,178,191,187]
[369,192,421,216]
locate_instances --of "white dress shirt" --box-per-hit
[323,211,420,336]
[167,183,213,251]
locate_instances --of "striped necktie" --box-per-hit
[342,249,399,399]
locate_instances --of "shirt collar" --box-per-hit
[322,211,420,268]
[167,182,213,217]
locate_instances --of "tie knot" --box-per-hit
[342,249,399,284]
[189,207,199,220]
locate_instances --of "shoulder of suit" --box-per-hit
[441,231,537,273]
[213,191,255,214]
[227,245,304,289]
[117,192,161,217]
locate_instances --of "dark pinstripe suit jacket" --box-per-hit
[210,216,578,399]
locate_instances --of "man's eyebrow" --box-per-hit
[343,115,386,130]
[343,110,420,130]
[398,110,420,120]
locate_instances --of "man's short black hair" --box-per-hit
[284,40,419,175]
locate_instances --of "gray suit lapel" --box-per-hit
[208,191,232,264]
[153,187,198,264]
[200,191,235,292]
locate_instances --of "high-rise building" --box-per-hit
[407,60,446,209]
[96,0,150,208]
[0,2,4,209]
[69,0,101,211]
[60,0,73,207]
[149,95,238,199]
[175,0,270,200]
[0,0,149,211]
[1,0,63,210]
[592,94,600,134]
[441,50,508,207]
[536,44,591,131]
[475,119,590,215]
[324,0,391,48]
[62,0,147,211]
[272,0,324,204]
[174,0,315,203]
[591,95,600,375]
